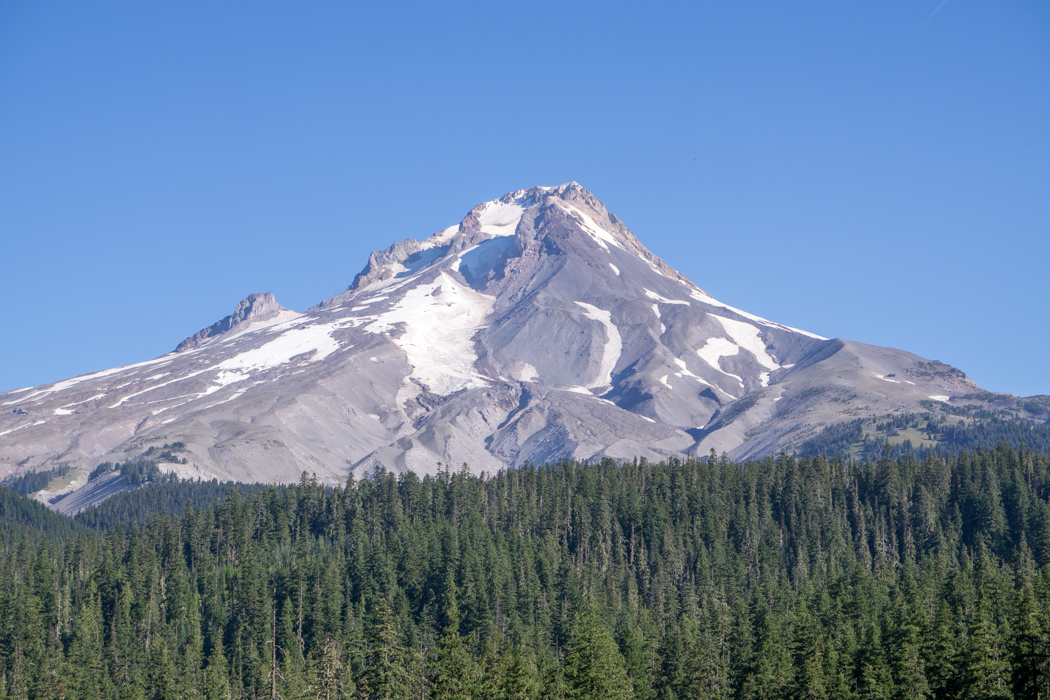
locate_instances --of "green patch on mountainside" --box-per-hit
[794,406,1050,459]
[0,486,80,537]
[1,464,75,497]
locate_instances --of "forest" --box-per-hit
[794,410,1050,461]
[1,443,1049,699]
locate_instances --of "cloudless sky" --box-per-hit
[1,1,1048,396]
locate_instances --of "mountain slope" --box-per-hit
[0,183,1023,506]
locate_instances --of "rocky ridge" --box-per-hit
[0,182,1016,511]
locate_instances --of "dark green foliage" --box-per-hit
[0,486,80,536]
[0,447,1049,697]
[116,456,172,485]
[564,600,633,699]
[1,465,73,497]
[88,462,114,481]
[74,479,268,529]
[796,412,1050,460]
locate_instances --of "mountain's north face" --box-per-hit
[0,183,990,508]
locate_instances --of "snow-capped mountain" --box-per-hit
[0,183,988,509]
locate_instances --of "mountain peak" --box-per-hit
[1,182,1016,508]
[175,292,290,352]
[337,183,698,300]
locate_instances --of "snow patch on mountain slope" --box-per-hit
[697,337,745,386]
[712,316,780,387]
[644,289,689,305]
[108,320,353,409]
[672,358,714,386]
[458,235,515,280]
[192,309,304,351]
[0,423,31,438]
[609,263,620,275]
[2,355,175,406]
[575,302,622,389]
[216,322,344,375]
[689,289,826,340]
[366,272,495,395]
[428,225,459,246]
[557,202,624,252]
[110,369,212,407]
[477,198,526,236]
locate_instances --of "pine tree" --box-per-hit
[66,582,108,700]
[1012,583,1049,700]
[963,598,1011,700]
[502,647,542,700]
[307,635,345,700]
[202,642,232,700]
[563,600,634,700]
[430,573,481,699]
[888,597,930,700]
[738,602,791,700]
[790,610,829,700]
[358,598,415,700]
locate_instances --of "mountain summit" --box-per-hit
[0,183,998,508]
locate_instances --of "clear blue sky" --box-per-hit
[1,1,1048,397]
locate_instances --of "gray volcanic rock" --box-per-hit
[0,182,1015,510]
[176,292,289,352]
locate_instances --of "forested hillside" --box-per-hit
[2,445,1050,698]
[794,411,1050,461]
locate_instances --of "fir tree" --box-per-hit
[563,600,634,700]
[358,598,415,700]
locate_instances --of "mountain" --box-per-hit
[0,183,1034,509]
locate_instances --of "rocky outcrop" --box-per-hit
[175,292,286,352]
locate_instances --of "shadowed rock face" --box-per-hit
[0,182,998,509]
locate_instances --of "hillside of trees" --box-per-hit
[1,465,74,498]
[794,411,1050,461]
[1,444,1049,698]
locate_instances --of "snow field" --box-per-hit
[476,198,526,236]
[694,315,782,388]
[574,302,622,389]
[365,272,495,395]
[1,354,176,406]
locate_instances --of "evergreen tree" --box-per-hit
[430,573,481,699]
[306,635,346,700]
[202,642,232,700]
[358,598,415,700]
[963,598,1011,700]
[1012,583,1049,700]
[563,600,634,700]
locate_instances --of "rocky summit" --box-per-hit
[0,183,1002,509]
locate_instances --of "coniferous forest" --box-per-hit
[2,444,1050,698]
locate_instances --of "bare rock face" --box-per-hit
[175,292,287,352]
[0,182,1025,512]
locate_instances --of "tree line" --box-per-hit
[1,443,1049,698]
